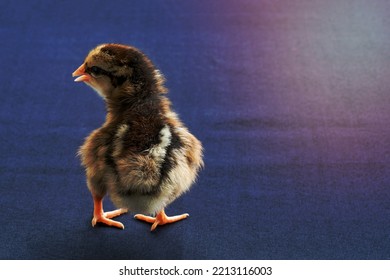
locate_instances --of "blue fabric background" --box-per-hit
[1,0,389,259]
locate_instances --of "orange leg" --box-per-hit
[91,196,128,229]
[134,209,189,231]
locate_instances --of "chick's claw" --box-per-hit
[134,209,189,231]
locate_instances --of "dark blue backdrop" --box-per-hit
[1,0,389,259]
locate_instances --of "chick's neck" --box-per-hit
[104,92,164,125]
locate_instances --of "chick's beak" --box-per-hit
[72,64,90,82]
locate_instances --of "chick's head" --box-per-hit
[72,44,166,101]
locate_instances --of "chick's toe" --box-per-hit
[92,214,125,230]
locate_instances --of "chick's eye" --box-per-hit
[89,66,104,77]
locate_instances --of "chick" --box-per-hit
[72,44,203,231]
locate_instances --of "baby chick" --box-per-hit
[72,44,203,231]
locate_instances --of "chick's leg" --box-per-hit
[92,195,128,229]
[134,209,189,231]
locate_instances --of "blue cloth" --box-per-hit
[1,0,389,259]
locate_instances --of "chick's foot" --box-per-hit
[92,196,128,229]
[92,208,128,229]
[134,209,189,231]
